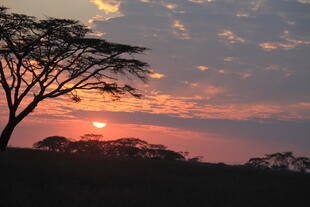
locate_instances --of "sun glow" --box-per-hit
[92,122,107,128]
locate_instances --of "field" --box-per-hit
[0,148,309,207]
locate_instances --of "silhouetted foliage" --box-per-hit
[245,152,310,173]
[33,136,70,152]
[0,7,150,150]
[33,136,186,161]
[293,157,310,173]
[80,134,103,141]
[1,148,310,207]
[245,157,269,169]
[188,156,204,163]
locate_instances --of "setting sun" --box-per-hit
[92,122,107,128]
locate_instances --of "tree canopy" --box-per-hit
[0,8,150,150]
[33,136,70,152]
[33,135,186,161]
[245,152,310,173]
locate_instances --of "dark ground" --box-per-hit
[0,148,309,207]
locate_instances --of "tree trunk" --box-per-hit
[0,101,39,151]
[0,121,17,151]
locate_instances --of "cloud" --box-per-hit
[197,65,209,71]
[188,0,215,3]
[297,0,310,4]
[88,14,112,24]
[217,30,246,44]
[259,42,295,50]
[149,73,165,79]
[164,3,178,10]
[235,13,249,17]
[89,0,122,14]
[251,0,266,11]
[204,85,222,96]
[259,30,310,51]
[217,69,225,74]
[239,72,252,79]
[224,57,234,62]
[67,110,310,149]
[182,81,199,87]
[171,20,191,39]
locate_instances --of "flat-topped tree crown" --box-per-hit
[0,7,150,150]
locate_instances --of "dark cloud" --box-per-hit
[68,110,310,148]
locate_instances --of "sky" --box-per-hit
[0,0,310,163]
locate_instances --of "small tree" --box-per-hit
[187,156,204,163]
[245,157,269,169]
[246,152,310,173]
[293,157,310,173]
[80,134,103,141]
[0,8,150,150]
[33,136,70,152]
[265,152,294,170]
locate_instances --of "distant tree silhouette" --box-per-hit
[187,156,204,163]
[33,136,186,161]
[33,136,70,152]
[80,134,103,141]
[0,7,150,151]
[265,152,294,170]
[293,157,310,173]
[67,140,103,154]
[246,152,310,172]
[245,157,269,169]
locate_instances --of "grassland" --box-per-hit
[0,148,309,207]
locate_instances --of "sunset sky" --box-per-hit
[1,0,310,163]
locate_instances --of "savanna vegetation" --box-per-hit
[32,135,187,161]
[245,151,310,173]
[0,147,309,207]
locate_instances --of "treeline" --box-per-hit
[33,134,202,161]
[245,152,310,173]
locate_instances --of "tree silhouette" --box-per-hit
[80,134,103,141]
[265,152,294,170]
[32,136,186,161]
[246,152,310,172]
[293,157,310,173]
[0,8,150,150]
[245,157,269,169]
[33,136,70,152]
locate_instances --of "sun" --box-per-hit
[92,122,107,128]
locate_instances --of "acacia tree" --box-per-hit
[0,8,150,150]
[33,136,70,152]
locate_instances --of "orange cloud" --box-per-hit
[183,81,199,87]
[224,57,234,62]
[171,20,191,40]
[259,42,295,51]
[2,87,310,123]
[218,30,246,44]
[149,73,165,79]
[204,85,222,96]
[90,0,121,14]
[259,30,310,51]
[236,13,249,17]
[197,65,209,71]
[165,4,177,10]
[188,0,214,3]
[88,14,112,24]
[240,73,252,79]
[218,69,225,74]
